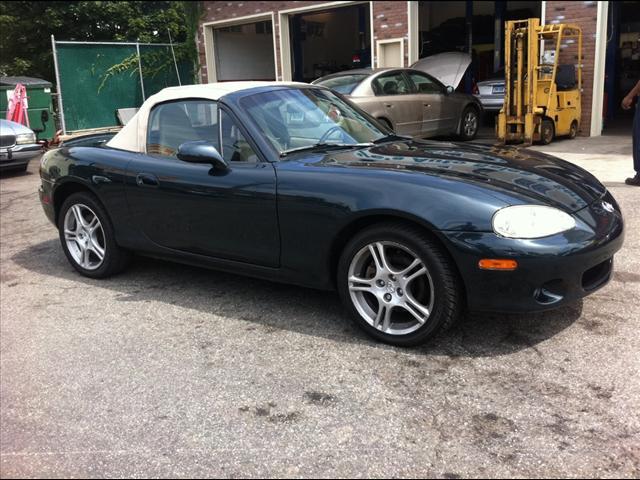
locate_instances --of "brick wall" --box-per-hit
[544,1,599,136]
[371,1,409,67]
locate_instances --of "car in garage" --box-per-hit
[474,69,506,112]
[0,119,42,172]
[39,82,623,347]
[313,62,482,141]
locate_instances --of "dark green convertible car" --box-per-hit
[39,82,624,346]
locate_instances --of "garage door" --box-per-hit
[213,20,276,81]
[287,3,371,83]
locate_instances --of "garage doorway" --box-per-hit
[603,1,640,134]
[205,16,277,82]
[285,3,371,83]
[417,1,540,88]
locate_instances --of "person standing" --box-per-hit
[623,79,640,186]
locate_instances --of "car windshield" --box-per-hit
[239,88,387,155]
[314,74,369,94]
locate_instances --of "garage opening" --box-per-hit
[603,1,640,134]
[212,19,276,81]
[288,3,371,83]
[417,1,540,87]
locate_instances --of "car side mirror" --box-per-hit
[445,86,454,95]
[177,141,228,171]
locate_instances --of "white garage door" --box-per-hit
[213,20,276,81]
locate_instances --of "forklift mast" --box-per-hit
[497,18,583,145]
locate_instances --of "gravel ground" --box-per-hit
[1,146,639,478]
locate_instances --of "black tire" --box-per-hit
[458,106,479,141]
[58,191,130,278]
[540,118,555,145]
[377,118,394,132]
[568,120,578,139]
[337,222,463,347]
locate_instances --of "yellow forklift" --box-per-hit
[497,18,582,144]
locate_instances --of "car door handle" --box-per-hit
[384,103,393,108]
[136,173,159,187]
[92,175,112,185]
[423,103,431,107]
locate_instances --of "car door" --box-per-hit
[367,71,423,136]
[405,71,443,135]
[125,98,280,268]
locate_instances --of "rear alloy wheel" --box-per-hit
[459,107,479,141]
[337,223,462,347]
[63,203,106,271]
[540,118,555,145]
[58,192,130,278]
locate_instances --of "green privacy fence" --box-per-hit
[52,38,194,133]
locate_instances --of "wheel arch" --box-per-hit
[52,179,101,226]
[328,211,466,296]
[376,116,394,131]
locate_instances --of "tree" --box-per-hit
[0,1,201,81]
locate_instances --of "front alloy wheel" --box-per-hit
[348,241,434,335]
[459,107,479,141]
[338,223,463,346]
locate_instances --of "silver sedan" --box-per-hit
[474,70,505,112]
[312,68,482,141]
[0,119,41,172]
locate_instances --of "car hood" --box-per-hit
[306,140,606,213]
[411,52,471,88]
[0,118,33,136]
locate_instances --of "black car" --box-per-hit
[39,82,624,346]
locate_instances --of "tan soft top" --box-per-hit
[107,81,304,153]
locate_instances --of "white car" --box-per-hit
[0,119,41,172]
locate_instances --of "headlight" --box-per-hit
[16,132,36,145]
[492,205,576,239]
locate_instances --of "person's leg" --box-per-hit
[634,105,640,173]
[626,105,640,185]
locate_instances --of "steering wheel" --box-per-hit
[318,125,345,144]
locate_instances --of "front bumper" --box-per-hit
[442,191,624,313]
[0,143,42,169]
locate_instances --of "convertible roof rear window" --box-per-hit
[315,74,369,94]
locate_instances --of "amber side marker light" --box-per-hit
[478,259,518,271]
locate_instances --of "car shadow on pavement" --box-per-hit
[12,239,583,358]
[0,169,34,179]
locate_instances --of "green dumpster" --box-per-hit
[1,76,56,141]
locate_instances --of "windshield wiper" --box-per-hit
[280,142,373,157]
[373,133,412,144]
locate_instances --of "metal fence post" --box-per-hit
[136,42,146,101]
[51,35,67,134]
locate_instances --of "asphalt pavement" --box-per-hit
[1,141,639,478]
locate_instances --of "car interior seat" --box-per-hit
[382,81,399,95]
[155,104,200,156]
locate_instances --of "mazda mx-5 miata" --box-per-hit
[39,82,624,346]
